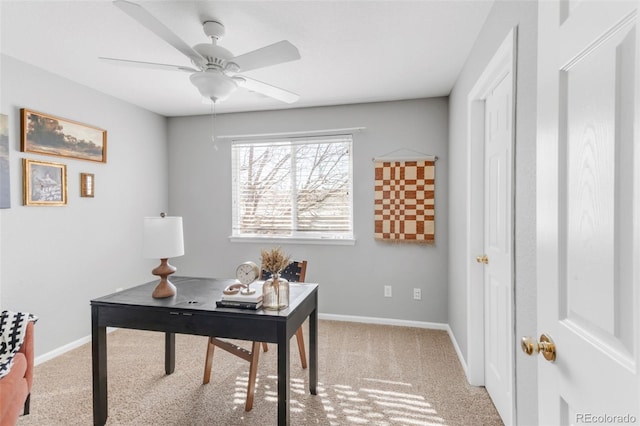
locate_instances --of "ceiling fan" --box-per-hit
[101,0,301,104]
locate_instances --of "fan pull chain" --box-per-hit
[211,100,218,151]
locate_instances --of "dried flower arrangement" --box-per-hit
[260,247,292,274]
[261,247,291,310]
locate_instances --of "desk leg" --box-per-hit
[91,307,107,426]
[277,326,290,426]
[309,302,318,395]
[165,332,175,374]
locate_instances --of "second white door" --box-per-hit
[483,64,514,424]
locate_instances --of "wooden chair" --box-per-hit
[261,260,308,369]
[202,260,308,411]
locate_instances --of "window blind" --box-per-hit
[231,134,353,239]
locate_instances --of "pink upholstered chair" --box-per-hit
[0,321,34,426]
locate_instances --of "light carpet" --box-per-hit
[17,320,503,425]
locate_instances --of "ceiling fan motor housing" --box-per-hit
[193,43,234,70]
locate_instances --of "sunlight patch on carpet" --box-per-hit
[244,374,449,426]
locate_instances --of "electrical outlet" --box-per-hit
[413,288,422,300]
[384,285,392,298]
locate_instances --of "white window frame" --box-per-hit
[229,132,355,245]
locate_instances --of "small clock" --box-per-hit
[235,261,260,294]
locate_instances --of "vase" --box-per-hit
[262,273,289,310]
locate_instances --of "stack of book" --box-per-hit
[216,289,263,310]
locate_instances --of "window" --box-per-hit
[231,134,353,241]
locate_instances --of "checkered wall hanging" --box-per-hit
[374,158,435,244]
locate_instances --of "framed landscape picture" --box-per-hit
[23,159,67,206]
[0,113,10,208]
[21,109,107,163]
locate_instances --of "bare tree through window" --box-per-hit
[232,136,353,239]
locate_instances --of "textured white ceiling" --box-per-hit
[0,0,494,117]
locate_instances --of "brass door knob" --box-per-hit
[521,334,556,362]
[476,255,489,264]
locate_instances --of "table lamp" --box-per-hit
[143,213,184,298]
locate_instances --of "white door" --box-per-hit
[536,1,640,424]
[483,70,514,425]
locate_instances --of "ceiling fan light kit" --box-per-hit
[190,70,237,102]
[109,0,301,106]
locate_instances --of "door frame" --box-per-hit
[465,27,517,415]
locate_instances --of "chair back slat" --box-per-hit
[261,260,307,283]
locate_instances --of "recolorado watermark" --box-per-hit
[576,413,637,424]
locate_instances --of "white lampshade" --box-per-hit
[143,216,185,259]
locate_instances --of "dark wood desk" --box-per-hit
[90,276,318,426]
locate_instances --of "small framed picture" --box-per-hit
[80,173,95,197]
[23,158,67,206]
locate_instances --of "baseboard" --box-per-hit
[34,327,118,366]
[35,316,455,366]
[318,313,448,330]
[445,324,468,377]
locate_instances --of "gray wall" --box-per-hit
[168,98,450,323]
[0,58,449,353]
[448,0,538,424]
[0,55,168,356]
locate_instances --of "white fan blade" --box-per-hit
[234,76,299,104]
[114,0,204,67]
[230,41,300,73]
[99,57,198,72]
